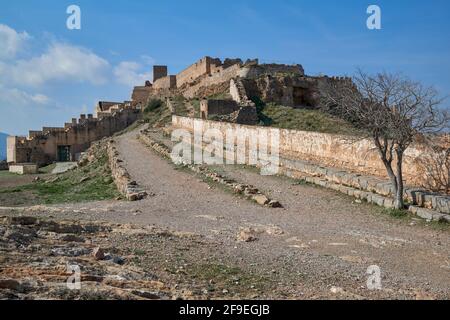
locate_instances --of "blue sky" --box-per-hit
[1,0,449,135]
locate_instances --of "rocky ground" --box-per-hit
[0,125,449,300]
[0,214,272,300]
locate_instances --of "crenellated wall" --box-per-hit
[239,63,305,79]
[8,106,141,166]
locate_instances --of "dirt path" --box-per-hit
[7,127,449,299]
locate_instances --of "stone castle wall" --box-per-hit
[8,107,141,165]
[153,75,177,90]
[131,86,153,107]
[176,57,219,88]
[182,64,242,99]
[172,115,428,187]
[239,63,305,79]
[153,65,168,82]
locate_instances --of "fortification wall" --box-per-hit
[8,108,141,165]
[181,64,242,99]
[131,86,153,107]
[240,64,305,79]
[176,57,214,88]
[172,116,428,186]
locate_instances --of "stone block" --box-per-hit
[434,196,450,214]
[356,176,369,190]
[371,195,385,207]
[9,163,38,175]
[383,198,395,208]
[376,182,394,196]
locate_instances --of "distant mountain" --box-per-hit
[0,132,8,161]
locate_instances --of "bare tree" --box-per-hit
[417,137,450,194]
[320,71,449,209]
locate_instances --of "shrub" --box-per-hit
[144,99,163,113]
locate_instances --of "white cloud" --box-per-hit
[0,24,157,135]
[113,61,152,87]
[0,24,30,59]
[0,85,50,106]
[31,94,50,104]
[2,43,111,87]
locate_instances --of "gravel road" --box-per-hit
[5,127,448,299]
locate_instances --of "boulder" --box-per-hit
[92,247,105,260]
[252,194,269,206]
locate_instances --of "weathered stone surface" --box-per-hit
[107,142,147,201]
[3,227,37,245]
[92,247,105,260]
[252,194,269,206]
[51,247,90,257]
[59,234,85,243]
[3,216,37,226]
[9,103,141,167]
[268,200,283,208]
[371,195,386,207]
[0,279,23,292]
[409,206,448,222]
[237,228,258,242]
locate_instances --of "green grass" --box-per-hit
[187,263,270,292]
[143,99,172,127]
[144,99,163,112]
[382,208,408,219]
[190,99,201,118]
[257,103,362,135]
[0,171,18,179]
[0,148,120,205]
[207,92,233,100]
[143,96,194,127]
[172,95,190,117]
[39,163,56,174]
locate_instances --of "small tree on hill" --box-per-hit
[320,70,449,209]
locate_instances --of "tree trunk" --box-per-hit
[373,137,400,208]
[374,137,404,209]
[394,149,405,210]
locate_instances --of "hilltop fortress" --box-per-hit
[7,56,348,168]
[132,56,350,121]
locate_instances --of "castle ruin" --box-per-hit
[7,102,141,167]
[7,56,349,169]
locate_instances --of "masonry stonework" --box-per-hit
[8,103,141,166]
[153,65,168,82]
[153,75,177,90]
[172,115,428,187]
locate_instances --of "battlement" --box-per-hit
[8,101,142,165]
[176,56,242,88]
